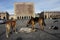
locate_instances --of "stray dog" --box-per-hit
[49,26,58,30]
[26,17,46,30]
[19,27,36,33]
[5,20,17,38]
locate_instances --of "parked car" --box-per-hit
[0,19,6,24]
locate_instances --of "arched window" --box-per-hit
[22,16,23,19]
[26,16,28,19]
[29,16,31,19]
[31,16,33,18]
[50,15,52,18]
[11,17,13,20]
[20,16,21,19]
[17,16,19,19]
[24,16,26,19]
[3,17,5,19]
[45,15,47,19]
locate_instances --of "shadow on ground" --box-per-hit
[16,37,22,40]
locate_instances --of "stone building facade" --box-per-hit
[40,11,60,19]
[14,2,35,19]
[0,12,9,20]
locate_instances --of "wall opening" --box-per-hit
[24,16,26,19]
[17,16,19,19]
[20,16,21,19]
[3,17,5,19]
[22,16,23,19]
[45,15,47,19]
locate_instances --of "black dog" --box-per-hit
[49,26,58,30]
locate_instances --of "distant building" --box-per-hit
[35,13,40,17]
[40,11,60,19]
[9,14,15,20]
[14,2,35,19]
[0,12,9,20]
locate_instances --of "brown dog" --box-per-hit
[26,17,46,31]
[5,20,17,38]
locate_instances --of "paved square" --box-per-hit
[0,19,60,40]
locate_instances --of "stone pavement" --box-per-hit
[0,19,60,40]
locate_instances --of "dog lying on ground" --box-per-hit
[19,27,36,33]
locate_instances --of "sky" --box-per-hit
[0,0,60,14]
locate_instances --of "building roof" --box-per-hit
[44,11,60,13]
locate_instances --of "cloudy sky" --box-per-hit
[0,0,60,14]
